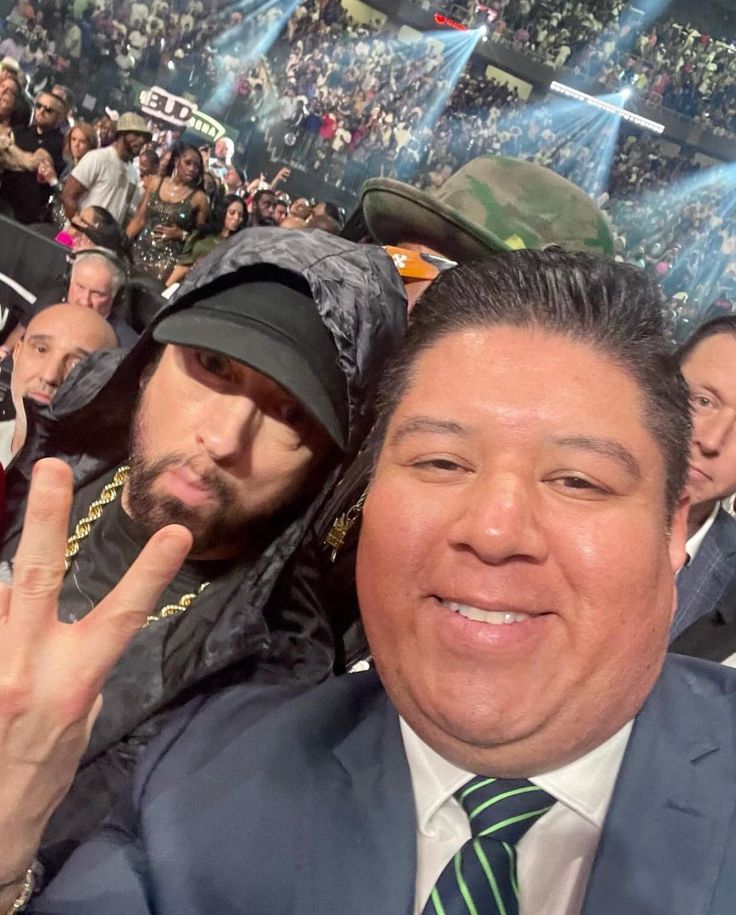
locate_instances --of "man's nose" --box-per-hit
[40,356,65,389]
[695,409,736,456]
[447,472,548,565]
[196,396,260,464]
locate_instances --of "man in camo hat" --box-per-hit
[316,156,614,666]
[359,154,614,309]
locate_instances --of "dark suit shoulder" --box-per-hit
[134,671,385,802]
[640,654,736,756]
[661,653,736,698]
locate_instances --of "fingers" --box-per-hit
[78,524,192,685]
[8,459,73,634]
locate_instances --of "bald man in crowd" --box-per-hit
[0,304,117,467]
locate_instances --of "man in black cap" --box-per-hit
[0,227,407,877]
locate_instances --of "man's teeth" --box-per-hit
[443,601,530,625]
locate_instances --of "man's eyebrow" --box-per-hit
[25,334,53,345]
[690,382,721,400]
[389,416,468,448]
[552,436,643,480]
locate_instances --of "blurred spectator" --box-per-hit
[311,200,342,226]
[247,187,277,227]
[93,114,117,148]
[127,141,209,283]
[0,303,116,467]
[62,112,151,226]
[223,164,245,196]
[290,197,312,220]
[49,120,97,228]
[165,193,246,287]
[280,214,308,229]
[54,204,127,256]
[137,147,160,183]
[61,121,97,178]
[308,213,340,234]
[207,135,234,181]
[0,89,65,223]
[273,197,288,224]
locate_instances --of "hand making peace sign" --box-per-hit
[0,459,191,907]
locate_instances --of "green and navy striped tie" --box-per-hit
[422,776,555,915]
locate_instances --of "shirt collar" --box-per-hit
[685,501,720,565]
[400,716,633,836]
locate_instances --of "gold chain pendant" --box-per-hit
[323,487,368,562]
[65,465,131,571]
[63,464,209,625]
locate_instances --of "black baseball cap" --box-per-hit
[153,269,348,449]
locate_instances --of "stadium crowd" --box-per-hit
[467,0,736,134]
[0,0,731,324]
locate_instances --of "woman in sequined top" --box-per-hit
[126,141,209,284]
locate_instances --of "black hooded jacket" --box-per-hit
[1,228,407,875]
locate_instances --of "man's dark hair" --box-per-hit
[372,248,691,521]
[250,189,277,227]
[50,84,72,112]
[253,188,276,204]
[674,314,736,367]
[316,200,342,224]
[309,213,340,235]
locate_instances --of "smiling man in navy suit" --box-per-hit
[2,249,736,915]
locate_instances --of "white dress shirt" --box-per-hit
[401,717,633,915]
[683,501,719,565]
[0,417,15,468]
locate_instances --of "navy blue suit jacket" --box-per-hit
[33,656,736,914]
[672,507,736,660]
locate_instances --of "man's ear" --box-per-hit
[668,492,690,576]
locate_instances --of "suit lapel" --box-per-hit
[582,658,736,915]
[295,674,417,915]
[675,509,736,638]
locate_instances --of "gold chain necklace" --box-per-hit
[64,465,209,628]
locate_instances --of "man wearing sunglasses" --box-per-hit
[0,91,66,224]
[315,155,617,669]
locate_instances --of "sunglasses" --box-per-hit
[383,245,457,281]
[35,101,61,114]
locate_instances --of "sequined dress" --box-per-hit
[130,180,197,282]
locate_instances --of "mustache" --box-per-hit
[129,453,237,505]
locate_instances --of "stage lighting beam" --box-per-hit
[549,81,664,133]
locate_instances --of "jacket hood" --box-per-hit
[2,230,407,809]
[42,228,407,466]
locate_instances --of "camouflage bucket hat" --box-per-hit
[361,155,614,263]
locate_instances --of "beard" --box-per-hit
[125,379,257,558]
[124,351,329,559]
[253,214,278,227]
[125,450,253,557]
